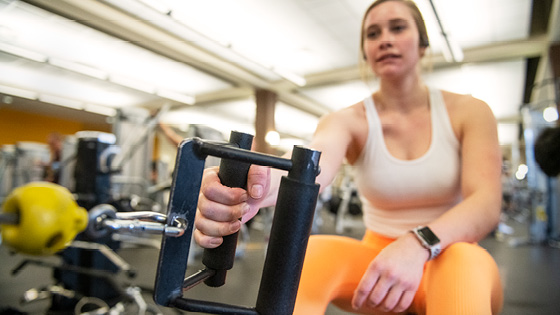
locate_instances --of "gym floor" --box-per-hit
[1,212,559,315]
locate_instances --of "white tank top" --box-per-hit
[354,88,462,238]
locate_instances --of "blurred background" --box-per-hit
[0,0,559,314]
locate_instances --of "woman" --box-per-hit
[195,0,503,313]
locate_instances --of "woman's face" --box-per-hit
[362,1,425,79]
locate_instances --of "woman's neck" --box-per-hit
[375,75,428,112]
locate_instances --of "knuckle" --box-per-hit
[369,294,383,306]
[384,271,398,283]
[193,228,215,248]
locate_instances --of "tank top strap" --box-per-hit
[429,88,460,148]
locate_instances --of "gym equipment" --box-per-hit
[73,131,117,210]
[515,104,559,246]
[534,126,560,177]
[1,182,88,255]
[153,130,321,314]
[1,130,321,315]
[0,142,50,203]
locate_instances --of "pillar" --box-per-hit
[255,89,277,154]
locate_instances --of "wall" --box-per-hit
[0,107,111,145]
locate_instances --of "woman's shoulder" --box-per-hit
[438,89,497,140]
[314,99,369,163]
[439,89,494,118]
[319,99,367,126]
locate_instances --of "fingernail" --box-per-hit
[250,185,263,198]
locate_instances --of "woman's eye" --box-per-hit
[391,24,407,33]
[367,31,379,39]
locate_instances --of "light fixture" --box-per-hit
[0,84,38,100]
[109,74,156,94]
[100,0,306,86]
[265,130,280,146]
[156,89,195,105]
[428,0,464,63]
[39,94,83,110]
[48,58,108,80]
[84,103,118,116]
[137,0,170,14]
[543,106,558,122]
[515,164,528,180]
[0,42,47,63]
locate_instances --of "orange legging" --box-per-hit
[294,231,503,315]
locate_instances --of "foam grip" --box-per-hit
[202,131,253,287]
[0,182,88,255]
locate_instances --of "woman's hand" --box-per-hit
[352,233,429,313]
[194,165,271,248]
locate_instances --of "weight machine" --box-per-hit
[1,131,322,314]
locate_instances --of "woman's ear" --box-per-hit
[419,46,427,58]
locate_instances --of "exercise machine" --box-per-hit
[1,131,322,314]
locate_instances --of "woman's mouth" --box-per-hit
[377,54,400,62]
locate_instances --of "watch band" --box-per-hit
[412,226,441,260]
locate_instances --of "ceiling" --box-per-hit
[0,0,558,144]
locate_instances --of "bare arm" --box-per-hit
[158,123,184,146]
[352,95,502,312]
[195,105,361,248]
[255,108,358,208]
[428,96,502,247]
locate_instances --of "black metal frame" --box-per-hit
[153,131,321,315]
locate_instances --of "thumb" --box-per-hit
[246,165,270,200]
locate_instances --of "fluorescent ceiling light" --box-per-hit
[137,0,170,14]
[48,58,108,80]
[156,89,195,105]
[84,103,118,116]
[39,94,83,110]
[427,0,464,63]
[0,42,47,62]
[109,75,155,94]
[0,84,38,100]
[103,0,302,84]
[273,67,307,87]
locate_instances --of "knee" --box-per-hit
[306,235,362,255]
[437,242,497,270]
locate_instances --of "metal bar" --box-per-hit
[101,219,184,237]
[182,269,215,292]
[115,211,167,224]
[153,133,321,314]
[171,297,258,315]
[198,140,292,172]
[0,212,19,225]
[153,139,206,306]
[70,240,134,276]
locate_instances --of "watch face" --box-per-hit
[418,227,440,245]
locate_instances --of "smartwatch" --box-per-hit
[412,226,441,260]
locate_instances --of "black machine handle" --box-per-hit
[153,130,321,315]
[202,131,253,287]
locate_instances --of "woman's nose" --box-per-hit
[378,30,393,49]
